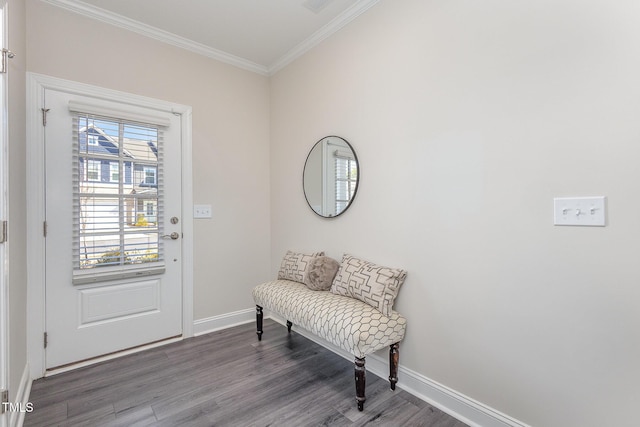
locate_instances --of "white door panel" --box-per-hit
[44,88,182,369]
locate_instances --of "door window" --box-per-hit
[73,115,164,272]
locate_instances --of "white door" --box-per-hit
[43,88,183,370]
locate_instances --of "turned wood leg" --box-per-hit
[355,357,366,411]
[389,343,399,390]
[256,305,263,341]
[286,320,293,333]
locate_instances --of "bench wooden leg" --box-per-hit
[355,356,366,411]
[389,342,399,390]
[286,320,293,333]
[256,305,263,341]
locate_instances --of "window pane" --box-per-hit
[79,196,121,234]
[79,233,124,268]
[144,167,156,185]
[110,162,120,182]
[75,115,162,270]
[334,156,357,212]
[85,159,99,181]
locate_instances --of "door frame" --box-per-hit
[26,73,194,378]
[0,1,9,425]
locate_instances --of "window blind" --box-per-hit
[72,112,166,283]
[68,100,172,127]
[334,150,357,214]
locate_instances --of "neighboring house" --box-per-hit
[78,123,159,225]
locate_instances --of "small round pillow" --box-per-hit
[303,256,340,291]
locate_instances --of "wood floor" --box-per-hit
[25,319,468,427]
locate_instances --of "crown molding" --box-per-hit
[40,0,270,75]
[267,0,381,75]
[41,0,380,77]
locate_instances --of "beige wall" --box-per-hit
[8,0,27,404]
[270,0,640,426]
[26,0,272,320]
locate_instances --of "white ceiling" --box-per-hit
[44,0,381,75]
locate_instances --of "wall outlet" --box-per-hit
[193,204,212,219]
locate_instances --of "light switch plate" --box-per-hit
[193,204,212,219]
[553,197,606,226]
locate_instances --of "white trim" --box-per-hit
[26,72,194,378]
[180,109,194,338]
[0,3,9,427]
[39,0,381,76]
[68,99,172,127]
[40,0,269,76]
[8,363,30,427]
[266,312,530,427]
[193,308,255,337]
[25,73,45,382]
[396,366,531,427]
[268,0,381,74]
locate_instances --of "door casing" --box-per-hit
[26,73,194,378]
[0,2,8,426]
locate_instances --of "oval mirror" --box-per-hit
[303,136,359,218]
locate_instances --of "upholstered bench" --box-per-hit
[252,251,407,411]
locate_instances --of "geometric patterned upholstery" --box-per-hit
[331,254,407,317]
[252,280,407,358]
[277,251,324,283]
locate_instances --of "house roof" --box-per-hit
[79,124,157,161]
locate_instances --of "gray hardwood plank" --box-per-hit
[152,400,221,427]
[403,405,470,427]
[109,405,158,427]
[24,319,469,427]
[336,377,398,423]
[243,376,354,427]
[352,393,422,427]
[24,401,67,426]
[30,351,172,412]
[150,382,222,421]
[44,404,115,427]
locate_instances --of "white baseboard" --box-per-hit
[396,365,531,427]
[266,312,530,427]
[9,362,32,427]
[192,308,255,336]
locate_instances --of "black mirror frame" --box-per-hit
[303,135,360,218]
